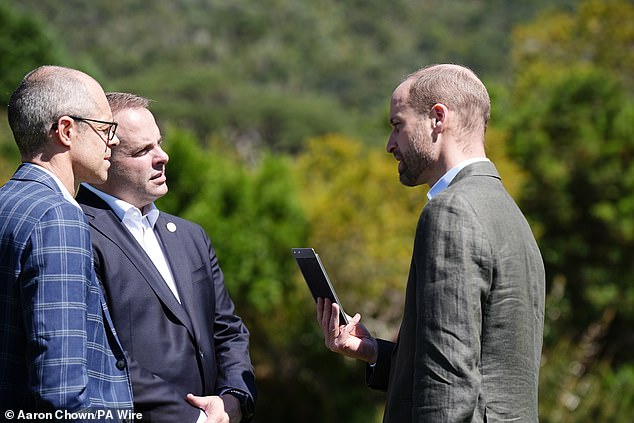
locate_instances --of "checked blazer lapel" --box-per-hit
[76,187,194,336]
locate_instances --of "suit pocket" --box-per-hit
[191,264,210,284]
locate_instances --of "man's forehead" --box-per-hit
[391,79,413,108]
[390,93,412,119]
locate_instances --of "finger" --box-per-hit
[330,301,340,337]
[320,298,331,332]
[186,393,204,407]
[317,297,324,322]
[341,313,361,336]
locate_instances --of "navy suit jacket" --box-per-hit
[0,164,133,414]
[76,186,256,422]
[366,162,545,423]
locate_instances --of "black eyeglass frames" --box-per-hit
[51,115,118,143]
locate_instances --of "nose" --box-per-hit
[386,133,397,154]
[108,134,120,147]
[156,145,169,164]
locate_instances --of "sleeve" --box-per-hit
[205,233,256,420]
[20,205,92,410]
[411,197,492,421]
[365,338,395,391]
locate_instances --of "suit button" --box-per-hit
[116,359,126,370]
[199,350,204,359]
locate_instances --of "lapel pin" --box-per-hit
[166,222,176,232]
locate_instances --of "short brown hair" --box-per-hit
[106,92,151,115]
[406,64,490,139]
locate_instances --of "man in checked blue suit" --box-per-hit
[0,66,133,416]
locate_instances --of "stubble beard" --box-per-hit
[399,128,432,187]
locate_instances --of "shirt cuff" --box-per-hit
[195,410,207,423]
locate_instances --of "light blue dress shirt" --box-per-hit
[427,158,491,200]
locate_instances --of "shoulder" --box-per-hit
[158,211,208,238]
[432,162,510,214]
[419,171,506,238]
[1,180,84,224]
[158,211,199,229]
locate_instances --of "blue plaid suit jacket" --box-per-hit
[0,164,133,413]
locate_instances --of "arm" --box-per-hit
[412,198,492,420]
[365,338,396,391]
[21,205,92,410]
[207,238,256,421]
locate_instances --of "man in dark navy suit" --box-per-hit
[76,92,255,423]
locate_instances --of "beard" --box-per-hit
[398,127,433,186]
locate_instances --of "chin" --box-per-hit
[399,174,417,187]
[89,172,108,185]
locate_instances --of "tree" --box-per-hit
[0,112,20,184]
[0,3,68,104]
[508,0,634,420]
[294,134,425,338]
[13,0,579,153]
[512,0,634,90]
[156,128,386,422]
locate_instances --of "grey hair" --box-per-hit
[7,65,99,158]
[406,64,491,139]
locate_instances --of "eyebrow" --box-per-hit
[133,137,162,152]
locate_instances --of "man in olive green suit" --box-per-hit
[317,64,545,422]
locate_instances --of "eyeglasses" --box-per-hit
[51,115,118,148]
[68,115,118,142]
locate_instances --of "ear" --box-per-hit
[430,103,448,133]
[51,116,76,148]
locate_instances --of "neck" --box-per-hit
[421,118,488,187]
[429,142,487,187]
[27,155,77,195]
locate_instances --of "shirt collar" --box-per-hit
[81,183,159,227]
[25,163,81,209]
[427,157,490,200]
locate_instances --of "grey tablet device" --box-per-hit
[291,248,349,325]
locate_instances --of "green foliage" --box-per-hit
[539,337,634,423]
[0,3,67,104]
[157,127,307,313]
[13,0,579,152]
[0,112,20,184]
[157,128,386,422]
[512,0,634,91]
[509,0,634,419]
[294,134,425,337]
[116,64,375,153]
[509,8,634,329]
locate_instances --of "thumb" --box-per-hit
[186,393,205,408]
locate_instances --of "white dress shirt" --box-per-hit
[81,183,180,303]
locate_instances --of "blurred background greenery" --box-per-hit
[1,0,633,421]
